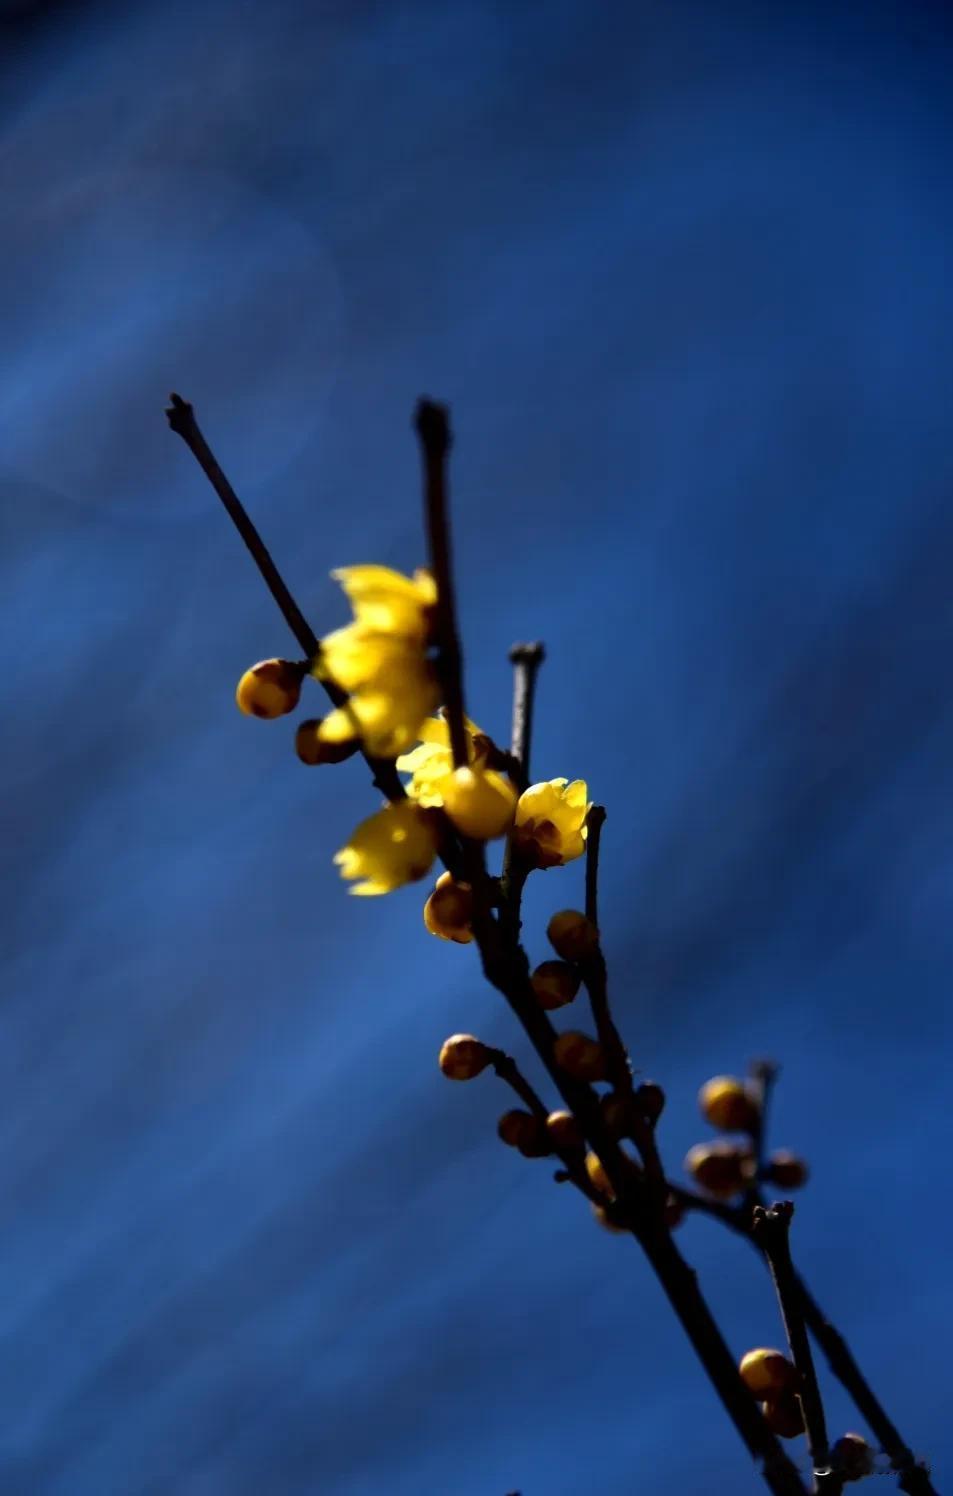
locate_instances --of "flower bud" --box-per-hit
[739,1348,800,1399]
[600,1091,636,1138]
[546,909,599,962]
[831,1434,875,1482]
[698,1075,759,1132]
[545,1110,583,1152]
[553,1030,607,1082]
[236,658,303,719]
[762,1394,805,1440]
[442,766,517,840]
[765,1151,809,1190]
[684,1141,755,1198]
[530,960,580,1010]
[295,718,359,765]
[591,1201,627,1235]
[634,1081,666,1124]
[439,1034,492,1081]
[423,872,474,944]
[497,1109,537,1148]
[585,1151,614,1198]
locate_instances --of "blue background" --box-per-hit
[2,1,951,1491]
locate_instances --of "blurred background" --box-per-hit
[2,0,952,1491]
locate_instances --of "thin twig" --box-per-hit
[498,643,545,937]
[165,393,409,806]
[414,399,469,772]
[585,803,607,930]
[748,1057,780,1186]
[488,1047,549,1121]
[752,1204,839,1494]
[581,806,632,1097]
[507,643,545,792]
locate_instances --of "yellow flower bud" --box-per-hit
[739,1348,800,1399]
[585,1151,614,1198]
[546,909,599,962]
[530,960,580,1010]
[600,1091,637,1138]
[698,1075,759,1132]
[545,1110,583,1152]
[441,766,517,840]
[634,1081,666,1124]
[439,1034,492,1081]
[762,1395,805,1440]
[684,1141,755,1198]
[295,718,359,765]
[766,1151,809,1189]
[423,871,473,943]
[236,658,303,719]
[591,1201,627,1235]
[553,1030,607,1082]
[496,1109,549,1155]
[831,1434,875,1482]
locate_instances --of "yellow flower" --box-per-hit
[512,778,591,868]
[314,565,440,758]
[332,565,436,638]
[395,715,491,806]
[334,801,438,895]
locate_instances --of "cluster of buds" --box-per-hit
[684,1074,809,1201]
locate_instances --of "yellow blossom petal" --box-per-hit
[331,565,436,638]
[334,801,438,895]
[513,778,591,868]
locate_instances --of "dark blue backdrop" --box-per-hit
[2,1,951,1491]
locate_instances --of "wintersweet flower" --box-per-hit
[314,565,440,758]
[332,564,436,638]
[512,778,591,868]
[334,800,438,895]
[395,714,492,806]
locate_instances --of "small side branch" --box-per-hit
[584,803,607,930]
[166,394,320,658]
[752,1203,839,1494]
[507,642,545,792]
[414,399,469,771]
[165,393,407,805]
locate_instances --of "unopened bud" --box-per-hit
[600,1091,637,1138]
[547,909,600,962]
[442,766,517,841]
[553,1030,607,1082]
[545,1110,583,1152]
[295,718,359,765]
[762,1394,805,1440]
[585,1151,614,1199]
[765,1150,809,1189]
[530,960,580,1010]
[698,1075,759,1132]
[236,658,303,719]
[831,1434,875,1482]
[739,1348,800,1399]
[424,872,474,944]
[439,1034,492,1081]
[684,1141,755,1198]
[634,1080,666,1124]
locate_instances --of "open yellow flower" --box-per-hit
[395,714,492,806]
[334,800,438,895]
[512,778,590,868]
[314,566,439,758]
[332,565,436,637]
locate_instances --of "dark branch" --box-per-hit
[507,642,545,792]
[165,393,409,805]
[584,803,607,929]
[752,1204,839,1494]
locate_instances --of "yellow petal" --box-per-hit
[318,707,360,744]
[515,780,561,826]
